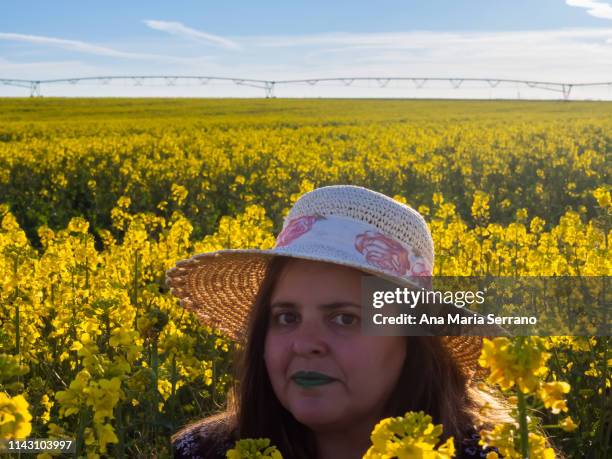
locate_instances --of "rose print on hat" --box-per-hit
[408,249,432,277]
[408,251,432,289]
[354,230,411,277]
[275,214,325,248]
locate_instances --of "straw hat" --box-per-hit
[166,185,490,381]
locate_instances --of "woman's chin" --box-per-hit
[288,399,345,428]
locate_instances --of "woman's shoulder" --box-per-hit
[172,412,237,459]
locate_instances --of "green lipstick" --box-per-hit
[291,371,337,388]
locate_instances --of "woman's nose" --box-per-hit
[290,320,329,356]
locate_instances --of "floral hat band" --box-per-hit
[272,213,433,287]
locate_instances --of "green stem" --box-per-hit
[13,256,20,356]
[116,402,125,459]
[170,354,177,431]
[151,334,159,437]
[597,336,610,458]
[14,299,20,356]
[85,255,89,290]
[513,225,518,277]
[132,250,139,306]
[517,390,529,458]
[74,408,88,458]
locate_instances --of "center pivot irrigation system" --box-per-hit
[2,76,612,99]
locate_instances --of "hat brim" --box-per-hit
[165,248,496,381]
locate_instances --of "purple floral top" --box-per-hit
[172,424,502,459]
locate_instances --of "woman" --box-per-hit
[166,185,512,458]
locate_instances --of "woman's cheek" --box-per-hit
[264,337,288,381]
[343,340,395,382]
[333,343,364,380]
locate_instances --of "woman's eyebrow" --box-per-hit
[270,301,295,310]
[270,301,362,310]
[320,301,362,310]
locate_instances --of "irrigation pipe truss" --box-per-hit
[2,76,612,99]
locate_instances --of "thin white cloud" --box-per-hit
[0,32,211,64]
[246,28,612,49]
[567,0,612,19]
[143,20,241,50]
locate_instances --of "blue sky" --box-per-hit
[2,1,612,98]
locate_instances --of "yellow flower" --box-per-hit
[593,186,611,209]
[0,393,32,439]
[478,337,550,393]
[158,379,173,401]
[67,217,89,234]
[515,208,528,222]
[55,370,91,418]
[559,416,578,432]
[40,394,53,423]
[95,423,119,453]
[480,424,555,459]
[88,378,122,423]
[171,184,189,206]
[117,196,131,208]
[472,191,491,222]
[527,433,556,459]
[47,422,65,437]
[364,411,455,459]
[0,354,29,382]
[226,438,283,459]
[393,194,409,205]
[529,216,545,234]
[538,381,570,414]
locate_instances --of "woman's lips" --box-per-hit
[291,371,338,388]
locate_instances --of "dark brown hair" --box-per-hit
[173,255,515,458]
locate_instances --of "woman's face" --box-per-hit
[263,258,407,431]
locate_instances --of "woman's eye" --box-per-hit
[275,312,298,325]
[331,313,359,326]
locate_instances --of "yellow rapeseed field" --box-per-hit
[0,99,610,458]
